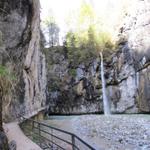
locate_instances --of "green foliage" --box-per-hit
[65,31,77,48]
[68,69,76,77]
[0,65,8,76]
[78,2,95,30]
[65,27,115,66]
[48,76,61,92]
[41,12,60,47]
[0,65,16,81]
[0,65,16,110]
[43,46,64,68]
[64,1,116,66]
[0,65,14,130]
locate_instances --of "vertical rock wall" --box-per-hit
[107,0,150,113]
[0,0,46,121]
[45,49,102,114]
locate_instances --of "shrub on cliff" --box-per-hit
[65,27,115,67]
[0,32,16,129]
[0,32,10,150]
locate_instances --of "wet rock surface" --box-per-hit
[73,115,150,150]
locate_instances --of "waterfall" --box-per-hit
[135,72,139,88]
[100,52,111,115]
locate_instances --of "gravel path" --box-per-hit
[3,122,42,150]
[73,115,150,150]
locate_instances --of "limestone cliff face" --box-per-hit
[46,0,150,114]
[0,0,46,121]
[108,0,150,113]
[45,48,102,114]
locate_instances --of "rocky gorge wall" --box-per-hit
[46,47,102,114]
[0,0,46,121]
[46,0,150,114]
[0,0,148,123]
[108,0,150,113]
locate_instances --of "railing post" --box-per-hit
[51,129,53,148]
[22,117,95,150]
[72,134,75,150]
[38,123,41,147]
[31,121,34,138]
[32,121,34,131]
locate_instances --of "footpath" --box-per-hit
[3,122,42,150]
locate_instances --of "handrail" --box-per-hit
[21,117,96,150]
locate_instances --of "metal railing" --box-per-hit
[20,117,96,150]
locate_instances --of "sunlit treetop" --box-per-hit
[40,0,133,44]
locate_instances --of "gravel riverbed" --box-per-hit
[72,115,150,150]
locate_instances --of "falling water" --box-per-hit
[100,52,111,115]
[135,72,139,88]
